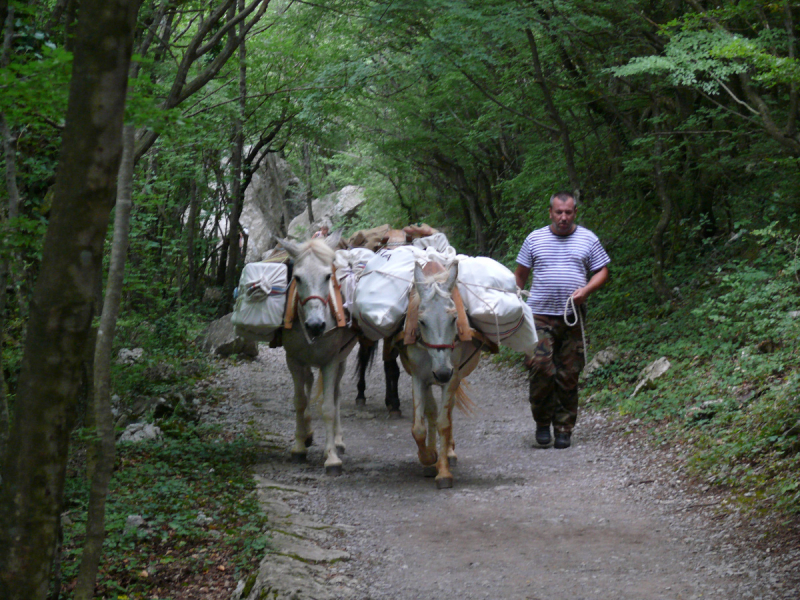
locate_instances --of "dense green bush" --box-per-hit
[583,223,800,513]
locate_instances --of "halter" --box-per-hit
[299,294,329,306]
[417,337,456,350]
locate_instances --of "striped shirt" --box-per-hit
[516,225,610,316]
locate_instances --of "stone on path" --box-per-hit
[583,346,618,377]
[118,422,162,443]
[230,475,356,600]
[631,356,671,397]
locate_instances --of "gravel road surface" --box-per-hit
[206,346,799,600]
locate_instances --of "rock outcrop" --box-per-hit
[286,185,366,241]
[241,153,304,264]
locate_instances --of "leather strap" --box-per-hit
[403,289,419,345]
[329,266,347,328]
[451,286,472,342]
[283,279,297,329]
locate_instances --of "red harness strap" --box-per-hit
[299,294,328,306]
[418,339,456,350]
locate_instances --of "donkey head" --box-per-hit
[280,234,340,338]
[413,261,459,384]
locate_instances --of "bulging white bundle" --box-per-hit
[231,262,288,342]
[502,302,538,356]
[456,256,538,355]
[333,247,376,315]
[412,232,456,258]
[353,245,455,340]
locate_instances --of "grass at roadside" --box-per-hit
[583,224,800,515]
[60,424,270,600]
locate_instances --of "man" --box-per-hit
[312,222,331,239]
[515,191,610,449]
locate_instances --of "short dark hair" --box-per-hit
[549,191,576,209]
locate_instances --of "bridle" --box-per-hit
[417,337,456,350]
[299,294,329,307]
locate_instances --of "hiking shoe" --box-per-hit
[535,425,552,447]
[554,431,571,449]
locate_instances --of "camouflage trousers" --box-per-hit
[527,314,586,433]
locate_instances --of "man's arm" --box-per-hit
[571,266,609,305]
[514,264,531,291]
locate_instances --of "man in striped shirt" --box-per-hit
[515,191,610,449]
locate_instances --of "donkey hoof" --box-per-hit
[422,466,437,478]
[435,476,453,489]
[355,396,366,407]
[325,464,343,476]
[290,452,307,463]
[388,410,402,419]
[304,434,314,448]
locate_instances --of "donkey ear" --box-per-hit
[413,261,426,285]
[445,261,459,292]
[278,238,301,258]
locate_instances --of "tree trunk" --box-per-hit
[525,27,581,202]
[222,0,247,315]
[73,123,135,600]
[303,141,314,224]
[0,2,140,598]
[0,7,17,464]
[186,178,199,297]
[651,136,673,301]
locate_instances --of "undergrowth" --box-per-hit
[60,425,270,599]
[583,222,800,514]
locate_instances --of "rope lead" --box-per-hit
[564,295,588,365]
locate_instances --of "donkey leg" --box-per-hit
[355,342,370,407]
[287,358,311,461]
[434,384,456,489]
[411,376,437,466]
[333,360,347,456]
[445,380,458,467]
[384,355,402,417]
[320,361,343,475]
[303,366,314,447]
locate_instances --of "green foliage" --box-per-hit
[582,223,800,514]
[60,425,271,598]
[611,30,750,95]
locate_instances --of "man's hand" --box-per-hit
[570,266,609,306]
[571,286,590,306]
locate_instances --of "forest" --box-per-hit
[0,1,799,598]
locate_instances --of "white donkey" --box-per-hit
[397,260,485,489]
[280,236,359,475]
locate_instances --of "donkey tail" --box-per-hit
[312,371,324,407]
[454,380,477,417]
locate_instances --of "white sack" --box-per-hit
[412,232,456,258]
[456,256,538,352]
[333,247,375,314]
[501,301,538,356]
[231,262,288,342]
[352,246,428,340]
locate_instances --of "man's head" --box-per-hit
[549,191,577,236]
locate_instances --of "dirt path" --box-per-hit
[210,346,799,600]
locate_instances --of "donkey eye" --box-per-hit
[294,275,302,284]
[418,319,426,328]
[325,273,331,281]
